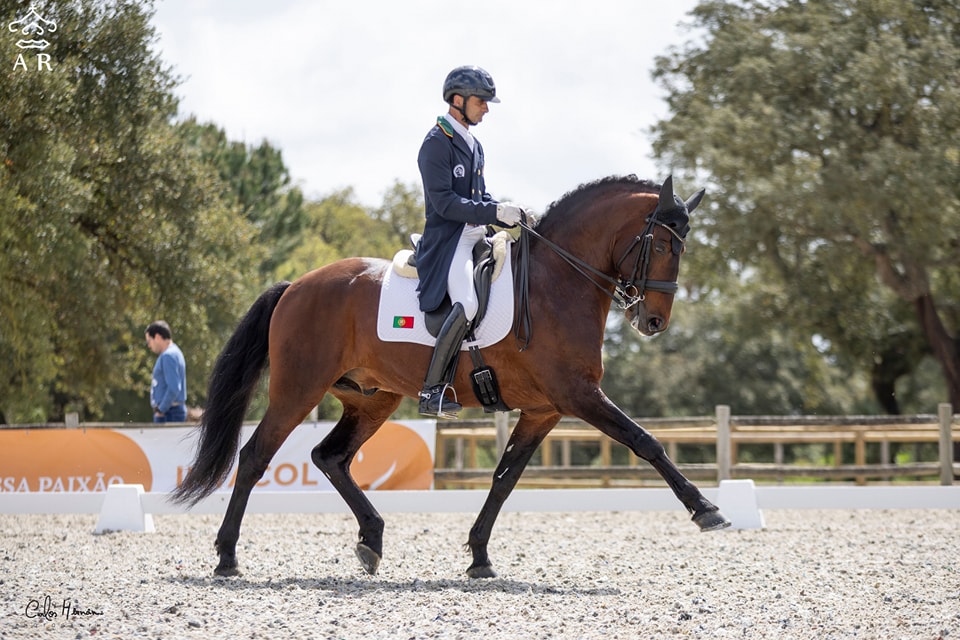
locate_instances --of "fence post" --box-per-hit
[494,412,509,460]
[854,430,867,486]
[716,405,731,482]
[939,403,954,486]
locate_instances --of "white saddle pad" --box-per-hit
[377,249,515,349]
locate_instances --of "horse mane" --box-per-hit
[538,174,660,228]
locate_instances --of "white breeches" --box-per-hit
[447,224,487,322]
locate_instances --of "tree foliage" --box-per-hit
[275,181,422,282]
[651,0,960,411]
[602,286,873,418]
[6,0,957,424]
[0,0,258,421]
[177,119,307,281]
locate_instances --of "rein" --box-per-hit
[512,210,685,350]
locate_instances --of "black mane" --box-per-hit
[540,174,660,223]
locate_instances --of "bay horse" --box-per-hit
[171,175,730,578]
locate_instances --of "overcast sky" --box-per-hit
[151,1,701,211]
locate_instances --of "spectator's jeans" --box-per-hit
[154,405,187,423]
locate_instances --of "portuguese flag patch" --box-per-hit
[393,316,415,329]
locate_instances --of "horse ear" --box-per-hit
[658,175,675,209]
[685,188,705,213]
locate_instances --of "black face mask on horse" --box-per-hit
[171,174,728,579]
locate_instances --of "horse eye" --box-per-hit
[654,240,669,255]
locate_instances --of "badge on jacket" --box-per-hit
[453,164,465,178]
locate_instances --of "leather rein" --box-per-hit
[512,210,685,350]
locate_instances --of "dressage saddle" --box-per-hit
[408,233,498,338]
[408,232,509,413]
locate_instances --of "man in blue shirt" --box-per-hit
[415,66,523,418]
[145,320,187,423]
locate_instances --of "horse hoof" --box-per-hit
[355,543,381,575]
[466,564,497,579]
[693,509,731,532]
[214,563,241,577]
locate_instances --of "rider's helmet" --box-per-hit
[442,66,500,104]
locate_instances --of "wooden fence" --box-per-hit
[434,404,959,489]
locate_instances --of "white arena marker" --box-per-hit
[717,479,765,530]
[94,484,155,534]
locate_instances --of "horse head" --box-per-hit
[621,176,704,336]
[521,175,703,341]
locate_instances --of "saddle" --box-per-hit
[390,229,513,413]
[394,230,511,337]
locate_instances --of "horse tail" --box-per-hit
[169,281,292,506]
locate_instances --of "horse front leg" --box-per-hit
[466,409,560,578]
[575,389,730,531]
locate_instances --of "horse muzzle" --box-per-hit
[628,305,669,337]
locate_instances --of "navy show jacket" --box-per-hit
[416,116,500,313]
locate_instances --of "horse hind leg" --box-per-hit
[214,403,313,576]
[311,390,403,576]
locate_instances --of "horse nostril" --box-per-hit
[647,317,664,333]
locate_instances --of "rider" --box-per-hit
[415,65,523,418]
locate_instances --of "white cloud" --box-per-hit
[152,0,700,210]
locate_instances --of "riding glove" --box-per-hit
[495,203,523,226]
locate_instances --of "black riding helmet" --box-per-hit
[442,65,500,104]
[443,66,499,125]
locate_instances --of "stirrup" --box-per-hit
[419,384,461,419]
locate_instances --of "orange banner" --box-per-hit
[0,430,153,492]
[0,420,435,493]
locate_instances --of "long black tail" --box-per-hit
[169,281,291,506]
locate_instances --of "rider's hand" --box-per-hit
[521,208,540,226]
[496,202,523,226]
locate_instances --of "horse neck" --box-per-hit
[516,191,648,328]
[533,190,654,276]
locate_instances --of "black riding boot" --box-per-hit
[418,303,469,418]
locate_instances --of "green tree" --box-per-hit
[275,186,415,282]
[0,0,258,421]
[371,180,425,249]
[602,285,870,418]
[177,119,306,280]
[651,0,960,411]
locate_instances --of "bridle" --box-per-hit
[613,213,687,308]
[516,207,686,311]
[512,207,686,351]
[512,176,699,351]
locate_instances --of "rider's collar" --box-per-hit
[438,115,474,151]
